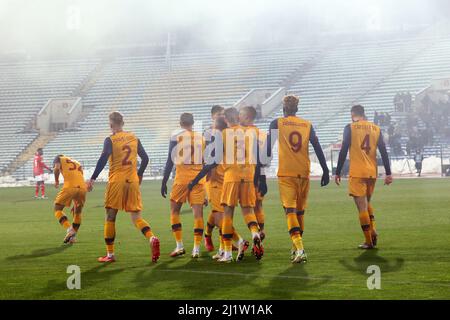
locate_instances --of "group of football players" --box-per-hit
[48,94,392,264]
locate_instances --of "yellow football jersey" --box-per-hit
[59,155,85,189]
[349,120,381,178]
[109,131,139,183]
[222,125,256,183]
[277,116,312,178]
[173,130,205,184]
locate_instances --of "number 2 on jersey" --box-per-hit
[122,145,132,166]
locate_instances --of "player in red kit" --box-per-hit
[33,148,52,199]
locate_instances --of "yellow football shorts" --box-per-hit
[221,181,256,208]
[348,177,376,197]
[207,183,224,212]
[105,181,142,212]
[170,183,205,205]
[278,176,310,210]
[54,187,87,208]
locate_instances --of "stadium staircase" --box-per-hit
[3,132,56,176]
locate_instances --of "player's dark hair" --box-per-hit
[224,107,239,125]
[351,105,365,117]
[283,95,299,115]
[214,116,227,131]
[241,106,257,121]
[37,148,43,153]
[180,113,194,127]
[211,105,224,116]
[109,111,124,126]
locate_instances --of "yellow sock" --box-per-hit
[72,212,81,232]
[170,213,182,243]
[55,210,71,229]
[243,212,259,234]
[135,218,154,239]
[359,211,373,245]
[218,232,224,251]
[232,228,242,243]
[193,216,204,247]
[287,212,303,250]
[254,207,265,231]
[205,212,215,237]
[221,215,233,252]
[104,221,116,254]
[296,210,305,236]
[368,204,377,234]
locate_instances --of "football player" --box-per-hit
[53,155,86,244]
[335,105,393,249]
[87,112,160,263]
[161,113,206,258]
[267,95,329,263]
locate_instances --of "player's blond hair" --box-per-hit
[283,95,300,115]
[109,111,124,126]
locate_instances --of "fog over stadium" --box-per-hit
[0,0,448,59]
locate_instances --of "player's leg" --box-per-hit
[254,198,265,241]
[367,179,377,246]
[170,200,185,257]
[191,204,204,258]
[54,189,73,243]
[98,208,118,262]
[204,210,216,251]
[296,210,305,237]
[40,180,46,199]
[54,203,71,230]
[62,202,83,244]
[129,211,160,262]
[220,205,235,262]
[350,178,373,249]
[353,196,373,248]
[279,177,306,262]
[35,181,40,198]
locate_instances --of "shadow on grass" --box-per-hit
[132,253,263,298]
[5,245,71,260]
[339,249,404,275]
[37,263,125,297]
[265,264,333,299]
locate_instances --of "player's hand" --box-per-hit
[203,198,208,207]
[321,171,330,187]
[138,175,143,185]
[86,179,95,192]
[54,181,59,189]
[334,175,341,186]
[384,175,393,185]
[258,176,268,196]
[161,182,167,198]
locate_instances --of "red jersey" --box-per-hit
[33,154,50,176]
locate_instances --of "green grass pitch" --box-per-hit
[1,178,450,299]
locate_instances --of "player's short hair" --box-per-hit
[109,111,124,126]
[283,95,299,115]
[241,106,257,121]
[180,113,194,127]
[351,105,365,117]
[37,148,43,153]
[214,116,227,131]
[224,107,239,124]
[211,105,224,116]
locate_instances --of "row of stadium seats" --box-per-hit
[0,59,100,172]
[7,28,450,179]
